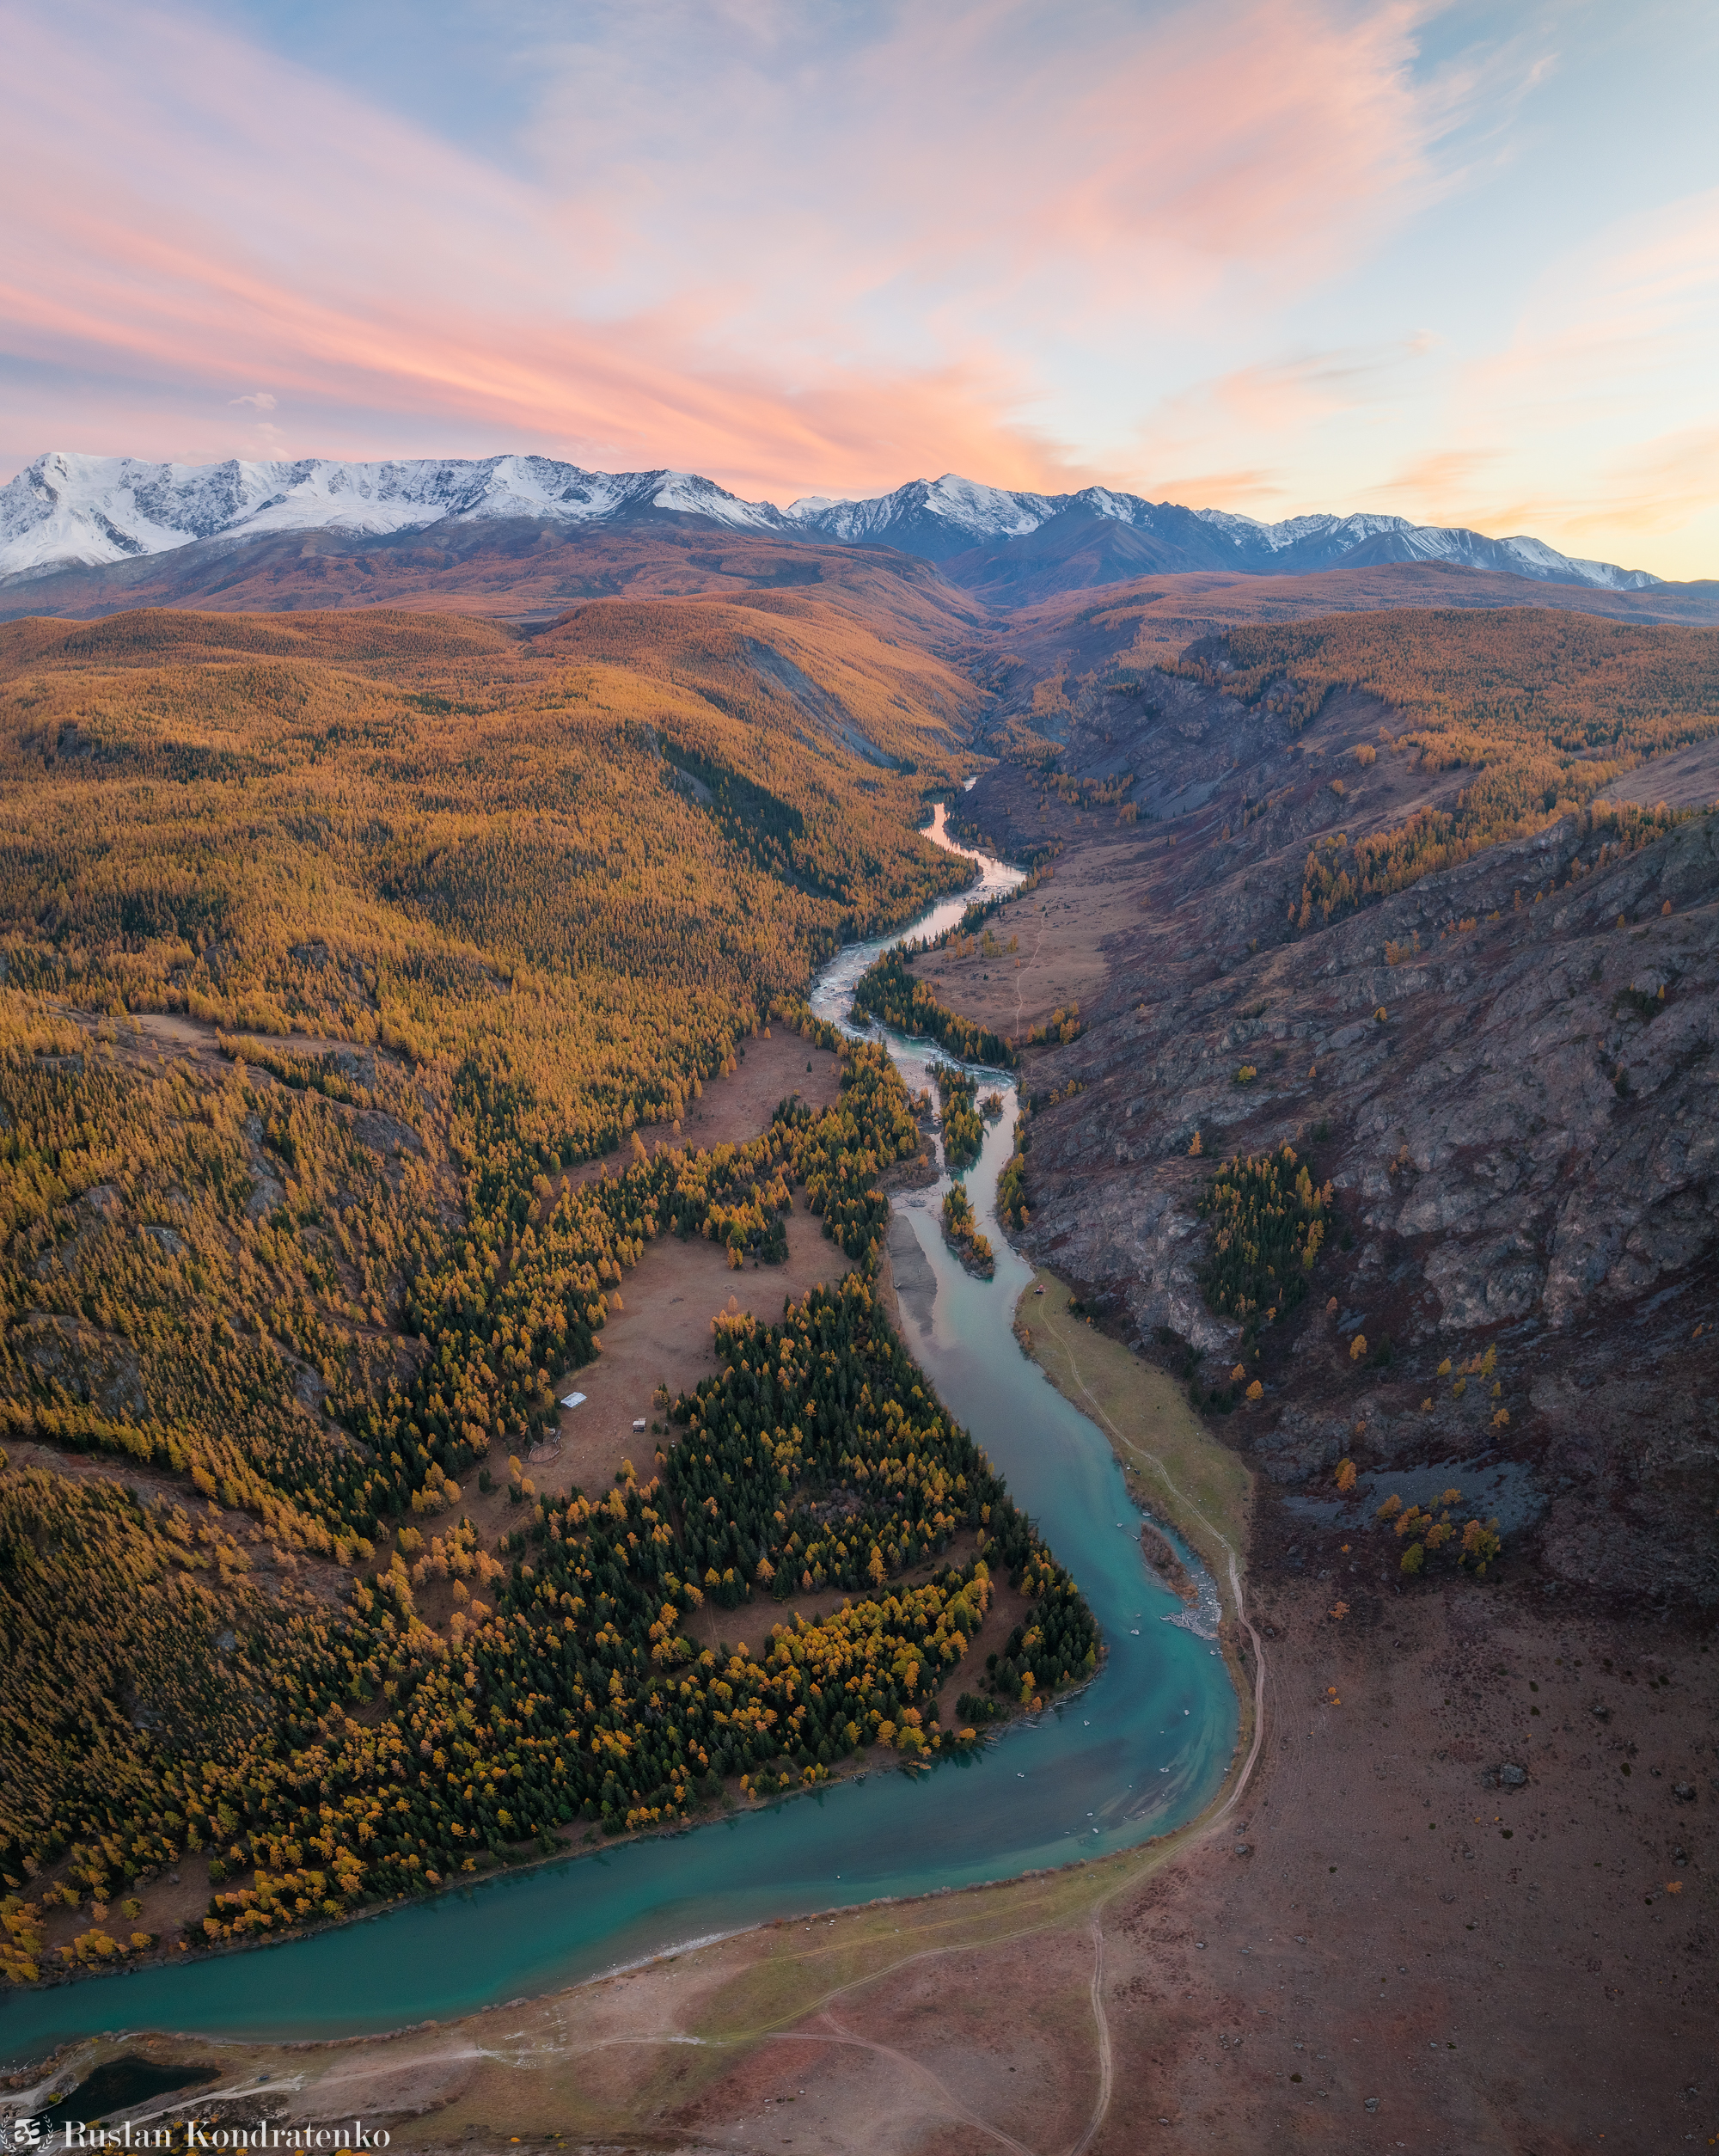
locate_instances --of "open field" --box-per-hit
[3,1870,1123,2152]
[906,845,1134,1051]
[390,1191,860,1583]
[545,1204,855,1501]
[1092,1569,1719,2150]
[566,1033,846,1183]
[0,524,994,636]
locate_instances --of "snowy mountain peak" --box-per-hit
[784,480,1659,588]
[1074,487,1155,529]
[1195,507,1413,551]
[780,474,1055,554]
[0,448,1664,594]
[921,474,1058,536]
[0,450,793,575]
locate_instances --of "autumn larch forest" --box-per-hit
[0,597,1097,1987]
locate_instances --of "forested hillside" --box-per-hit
[1165,609,1719,919]
[0,603,1098,1986]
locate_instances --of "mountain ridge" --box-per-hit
[0,449,1664,597]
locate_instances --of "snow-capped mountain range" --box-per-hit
[0,450,1662,593]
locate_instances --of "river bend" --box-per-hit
[0,812,1237,2065]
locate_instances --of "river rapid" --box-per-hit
[0,811,1237,2067]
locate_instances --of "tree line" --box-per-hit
[852,945,1017,1066]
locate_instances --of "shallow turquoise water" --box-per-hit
[0,824,1237,2066]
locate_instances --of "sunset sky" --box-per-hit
[3,0,1716,576]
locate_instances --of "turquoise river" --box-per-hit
[0,809,1238,2067]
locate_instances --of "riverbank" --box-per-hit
[5,1746,1264,2154]
[1015,1265,1258,1769]
[0,811,1245,2137]
[20,1570,1712,2153]
[0,1861,1135,2148]
[0,1266,1269,2147]
[1014,1270,1252,1606]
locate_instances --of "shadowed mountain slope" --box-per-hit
[945,608,1719,1608]
[11,520,1715,642]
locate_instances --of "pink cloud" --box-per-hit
[1024,2,1440,279]
[0,0,1461,500]
[1370,187,1719,570]
[0,3,1069,493]
[14,0,1702,576]
[529,0,1453,328]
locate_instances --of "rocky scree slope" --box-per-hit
[961,677,1719,1610]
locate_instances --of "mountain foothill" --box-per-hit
[0,447,1714,2147]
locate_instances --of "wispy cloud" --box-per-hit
[0,0,1472,502]
[1375,186,1719,568]
[524,0,1456,315]
[1361,448,1503,518]
[1117,337,1442,509]
[0,0,1714,573]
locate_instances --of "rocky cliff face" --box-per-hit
[959,670,1719,1609]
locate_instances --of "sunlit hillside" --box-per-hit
[0,522,995,638]
[0,603,977,1091]
[0,601,1067,1986]
[973,593,1719,926]
[1171,609,1719,918]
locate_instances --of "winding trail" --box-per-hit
[1012,899,1049,1044]
[1064,1914,1111,2156]
[728,1920,1110,2156]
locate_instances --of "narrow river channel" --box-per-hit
[0,811,1238,2067]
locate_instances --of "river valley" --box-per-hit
[0,811,1239,2068]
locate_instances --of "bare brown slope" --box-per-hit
[10,521,1716,653]
[885,653,1719,2150]
[0,518,990,637]
[976,564,1719,720]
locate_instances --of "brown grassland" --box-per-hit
[0,524,997,636]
